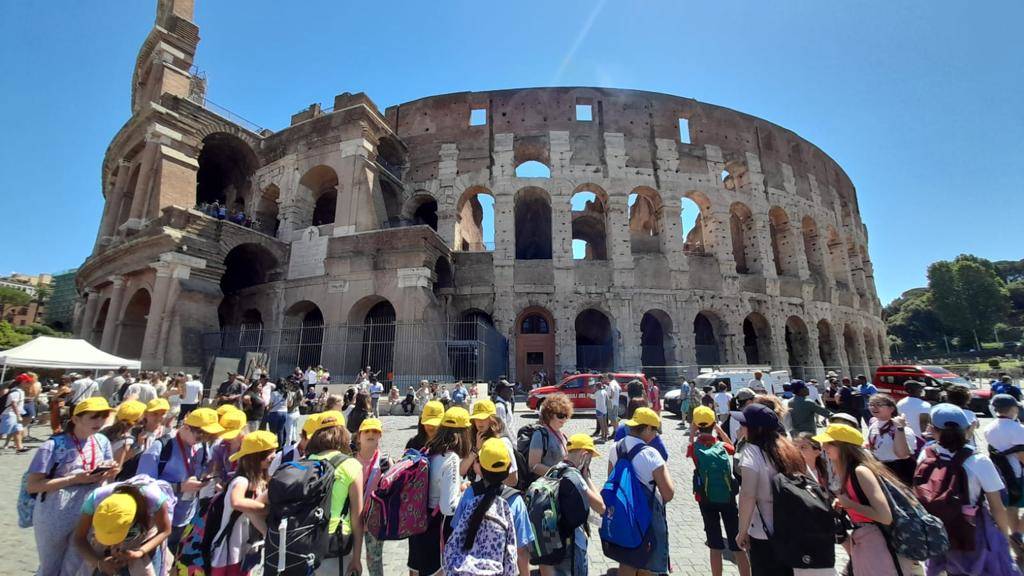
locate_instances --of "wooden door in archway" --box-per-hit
[516,307,555,387]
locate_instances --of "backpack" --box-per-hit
[263,452,346,575]
[117,435,174,482]
[759,472,835,569]
[913,446,977,551]
[515,424,548,490]
[443,488,518,576]
[600,442,654,549]
[17,433,68,528]
[989,444,1024,505]
[524,463,588,563]
[364,448,430,540]
[849,465,949,561]
[693,440,734,504]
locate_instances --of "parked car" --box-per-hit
[873,364,990,414]
[526,372,649,413]
[662,369,790,416]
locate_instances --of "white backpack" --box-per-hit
[443,492,518,576]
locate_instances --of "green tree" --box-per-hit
[0,286,31,307]
[928,255,1009,344]
[884,289,944,350]
[0,321,32,349]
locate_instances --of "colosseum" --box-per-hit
[74,0,887,387]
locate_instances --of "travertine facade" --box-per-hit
[76,0,887,383]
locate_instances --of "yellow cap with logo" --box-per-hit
[441,406,471,429]
[479,437,511,472]
[622,407,661,428]
[184,407,225,435]
[470,399,496,420]
[693,406,716,427]
[146,398,170,413]
[115,400,147,424]
[566,433,600,456]
[93,493,137,546]
[74,397,111,416]
[420,400,445,427]
[219,409,248,440]
[229,430,279,462]
[359,418,383,433]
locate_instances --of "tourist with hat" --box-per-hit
[304,410,365,576]
[410,406,473,576]
[724,388,756,442]
[354,418,392,576]
[138,406,224,552]
[405,399,444,451]
[207,408,248,487]
[603,407,673,575]
[103,399,147,465]
[788,380,832,436]
[73,473,174,576]
[2,373,32,452]
[444,437,519,576]
[26,397,118,575]
[492,379,518,438]
[268,409,324,475]
[466,399,519,486]
[984,393,1024,544]
[814,422,914,576]
[208,430,277,575]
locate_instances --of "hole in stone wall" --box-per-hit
[515,161,551,178]
[576,104,592,121]
[679,118,691,144]
[470,108,487,126]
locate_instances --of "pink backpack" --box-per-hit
[364,448,430,540]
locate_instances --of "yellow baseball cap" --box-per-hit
[93,493,137,546]
[308,410,346,435]
[216,404,238,416]
[301,412,323,438]
[359,418,383,433]
[115,400,147,424]
[184,408,225,435]
[693,406,717,427]
[812,423,864,446]
[478,437,511,472]
[146,398,170,413]
[229,430,279,462]
[566,433,600,456]
[441,406,471,429]
[74,397,111,416]
[420,400,445,427]
[219,409,248,440]
[622,407,661,428]
[470,399,496,420]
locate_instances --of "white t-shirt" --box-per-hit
[607,436,667,501]
[5,388,25,415]
[369,382,384,399]
[866,420,916,462]
[305,370,318,386]
[985,418,1024,478]
[429,452,462,516]
[919,445,1004,505]
[594,388,608,413]
[500,436,519,474]
[608,380,621,407]
[897,397,932,436]
[269,388,288,413]
[806,385,821,404]
[747,377,767,393]
[182,380,204,404]
[210,476,253,568]
[70,378,99,403]
[713,392,732,416]
[127,382,158,404]
[739,444,777,539]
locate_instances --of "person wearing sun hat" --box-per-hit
[72,472,175,576]
[104,400,147,465]
[207,408,248,485]
[467,398,520,486]
[138,406,222,551]
[266,410,336,476]
[410,405,473,576]
[208,431,277,573]
[354,417,392,576]
[26,396,117,575]
[406,399,444,451]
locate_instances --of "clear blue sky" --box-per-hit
[2,1,1022,305]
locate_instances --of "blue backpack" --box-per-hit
[599,442,654,548]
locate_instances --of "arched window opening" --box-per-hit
[433,258,453,295]
[515,188,552,260]
[628,188,663,255]
[641,310,675,371]
[521,314,550,334]
[817,319,840,373]
[195,133,258,210]
[515,161,551,178]
[299,165,339,229]
[455,189,495,252]
[843,325,865,376]
[785,317,810,380]
[455,309,493,340]
[801,217,824,275]
[730,203,758,274]
[283,301,324,370]
[380,180,403,227]
[769,207,798,276]
[363,301,397,386]
[571,190,607,261]
[681,194,709,255]
[255,185,280,236]
[221,243,278,296]
[575,309,613,371]
[516,307,555,386]
[116,290,151,359]
[826,227,847,287]
[413,198,438,231]
[743,313,772,365]
[312,191,337,227]
[694,312,721,366]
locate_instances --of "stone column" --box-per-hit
[99,277,126,351]
[806,323,825,382]
[79,289,100,341]
[140,263,174,368]
[94,161,133,252]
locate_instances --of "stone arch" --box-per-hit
[742,312,772,365]
[848,238,867,295]
[628,186,663,254]
[283,300,324,370]
[220,243,279,296]
[864,330,880,373]
[640,309,676,367]
[570,186,609,261]
[298,165,339,228]
[116,289,151,359]
[817,319,840,373]
[575,308,614,371]
[515,306,556,384]
[92,298,111,346]
[801,216,824,275]
[361,300,397,385]
[729,202,759,274]
[254,184,280,236]
[515,187,552,260]
[843,323,866,377]
[769,207,799,276]
[514,160,551,178]
[694,310,724,366]
[826,226,847,285]
[682,191,712,255]
[433,257,453,295]
[454,308,494,340]
[785,316,811,379]
[238,308,264,348]
[196,132,259,210]
[454,186,495,252]
[402,192,438,231]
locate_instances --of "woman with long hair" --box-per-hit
[813,423,914,576]
[406,400,444,451]
[104,400,147,465]
[464,399,518,487]
[865,393,917,485]
[793,432,829,490]
[209,430,277,576]
[26,397,119,575]
[305,411,364,576]
[409,406,472,576]
[72,478,173,576]
[346,391,372,435]
[735,403,831,576]
[354,418,392,576]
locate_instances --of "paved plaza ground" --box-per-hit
[3,408,941,575]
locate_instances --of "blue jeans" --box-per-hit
[267,411,288,447]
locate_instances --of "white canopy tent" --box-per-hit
[0,336,141,381]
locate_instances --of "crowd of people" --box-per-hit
[6,363,1024,576]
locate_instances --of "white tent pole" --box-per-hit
[0,362,7,384]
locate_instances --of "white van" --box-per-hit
[662,368,790,416]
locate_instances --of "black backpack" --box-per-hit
[117,435,173,482]
[757,472,835,569]
[264,452,346,575]
[989,444,1024,505]
[515,424,548,491]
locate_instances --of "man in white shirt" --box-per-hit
[593,381,609,441]
[304,366,318,393]
[984,394,1024,537]
[69,373,99,407]
[747,371,767,394]
[369,379,385,416]
[179,374,204,422]
[896,380,932,436]
[713,382,732,421]
[606,374,621,427]
[125,378,158,404]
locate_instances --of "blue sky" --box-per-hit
[2,1,1022,305]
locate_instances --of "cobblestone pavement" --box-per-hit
[3,409,970,575]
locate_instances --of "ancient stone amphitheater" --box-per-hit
[75,0,886,386]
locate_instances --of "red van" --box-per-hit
[526,372,649,412]
[873,364,990,413]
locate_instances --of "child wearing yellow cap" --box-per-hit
[72,475,174,575]
[467,399,519,487]
[405,399,444,451]
[206,408,248,486]
[354,418,392,576]
[103,400,147,466]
